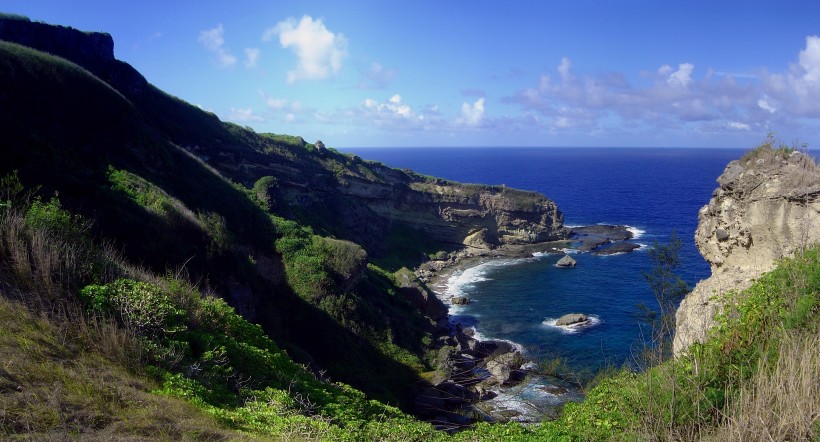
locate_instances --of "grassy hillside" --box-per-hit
[0,37,436,410]
[3,171,817,440]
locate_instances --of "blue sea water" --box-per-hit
[341,147,744,373]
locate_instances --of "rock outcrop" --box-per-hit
[591,242,641,255]
[674,148,820,354]
[0,16,147,95]
[555,313,588,326]
[555,255,577,268]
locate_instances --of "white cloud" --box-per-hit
[666,63,694,88]
[557,57,572,81]
[798,35,820,84]
[506,56,767,133]
[459,98,485,126]
[365,94,413,118]
[727,121,751,130]
[228,107,263,122]
[758,95,777,113]
[266,97,288,109]
[263,15,348,83]
[244,48,260,68]
[778,35,820,116]
[198,24,237,68]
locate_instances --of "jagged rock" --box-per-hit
[520,361,539,371]
[474,385,497,401]
[675,149,820,354]
[555,255,576,268]
[485,351,525,385]
[451,296,470,305]
[456,335,480,354]
[436,380,478,404]
[463,228,491,249]
[572,225,633,240]
[315,140,325,151]
[591,242,641,255]
[395,268,448,321]
[555,313,588,326]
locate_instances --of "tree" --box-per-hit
[639,230,690,363]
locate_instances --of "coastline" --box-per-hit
[413,240,577,427]
[412,225,640,427]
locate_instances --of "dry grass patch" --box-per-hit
[715,330,820,441]
[0,295,257,441]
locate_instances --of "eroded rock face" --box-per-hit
[674,150,820,354]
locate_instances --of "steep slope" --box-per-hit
[0,15,566,267]
[0,15,566,411]
[675,143,820,353]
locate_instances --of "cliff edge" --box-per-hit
[674,146,820,354]
[0,15,566,265]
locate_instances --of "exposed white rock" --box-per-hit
[674,149,820,354]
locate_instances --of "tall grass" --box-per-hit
[718,330,820,441]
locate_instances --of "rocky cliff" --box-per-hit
[266,159,567,258]
[674,147,820,354]
[0,15,566,263]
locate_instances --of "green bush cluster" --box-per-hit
[76,276,445,440]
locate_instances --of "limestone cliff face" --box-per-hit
[674,149,820,354]
[269,158,567,257]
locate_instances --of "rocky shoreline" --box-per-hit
[411,225,637,430]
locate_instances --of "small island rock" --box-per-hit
[555,313,588,326]
[451,296,470,305]
[591,242,641,255]
[555,255,577,268]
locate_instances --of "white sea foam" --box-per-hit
[470,328,526,353]
[541,314,601,334]
[559,247,581,255]
[481,376,583,421]
[626,226,646,239]
[444,265,491,299]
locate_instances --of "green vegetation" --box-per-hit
[638,232,690,362]
[5,163,818,440]
[2,21,817,440]
[0,176,439,440]
[545,246,820,441]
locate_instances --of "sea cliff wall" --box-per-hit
[674,148,820,354]
[0,15,567,260]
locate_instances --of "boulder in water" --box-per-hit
[555,255,576,268]
[555,313,588,326]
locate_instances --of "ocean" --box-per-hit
[340,147,744,373]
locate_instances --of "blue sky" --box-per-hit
[6,1,820,148]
